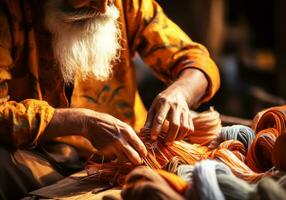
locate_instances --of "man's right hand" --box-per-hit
[42,108,147,165]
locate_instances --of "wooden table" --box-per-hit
[24,171,122,200]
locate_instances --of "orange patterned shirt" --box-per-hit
[0,0,220,149]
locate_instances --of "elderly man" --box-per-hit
[0,0,220,198]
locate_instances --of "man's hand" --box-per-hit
[42,108,147,165]
[144,68,208,145]
[144,85,194,145]
[84,111,147,165]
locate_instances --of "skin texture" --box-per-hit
[42,108,147,165]
[42,0,209,163]
[67,0,113,13]
[144,68,208,145]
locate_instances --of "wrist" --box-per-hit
[176,68,208,107]
[42,108,91,142]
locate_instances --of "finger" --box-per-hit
[114,150,128,163]
[123,126,148,157]
[177,111,195,140]
[176,111,190,140]
[118,139,142,165]
[144,101,156,129]
[188,111,195,134]
[150,103,170,141]
[164,107,180,145]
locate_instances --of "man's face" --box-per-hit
[45,0,121,83]
[67,0,114,13]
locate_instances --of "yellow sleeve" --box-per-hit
[0,6,55,148]
[124,0,220,102]
[0,100,55,148]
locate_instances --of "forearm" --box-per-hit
[40,108,91,143]
[172,68,208,107]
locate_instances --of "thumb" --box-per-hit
[144,109,154,129]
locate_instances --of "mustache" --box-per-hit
[59,5,99,22]
[58,4,114,22]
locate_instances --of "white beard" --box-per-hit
[44,0,121,84]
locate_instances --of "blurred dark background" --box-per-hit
[135,0,286,120]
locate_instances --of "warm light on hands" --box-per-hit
[144,85,194,145]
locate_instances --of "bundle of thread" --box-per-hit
[272,134,286,171]
[252,105,286,133]
[209,147,265,183]
[247,105,286,172]
[85,108,221,184]
[181,160,286,200]
[85,134,212,185]
[121,166,186,200]
[122,159,286,200]
[246,128,279,172]
[220,125,255,151]
[85,162,134,185]
[85,105,286,186]
[188,107,222,145]
[210,124,281,183]
[215,106,286,181]
[206,124,266,183]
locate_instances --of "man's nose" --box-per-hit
[90,0,109,14]
[67,0,90,9]
[67,0,110,14]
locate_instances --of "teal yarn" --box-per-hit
[221,125,255,150]
[255,177,286,200]
[217,174,254,200]
[186,160,233,200]
[177,164,194,183]
[177,160,286,200]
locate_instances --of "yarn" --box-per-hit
[163,156,187,174]
[156,169,189,194]
[85,139,211,185]
[272,134,286,171]
[217,174,254,200]
[85,161,133,185]
[218,140,246,162]
[121,166,185,200]
[256,177,286,200]
[187,160,232,200]
[210,148,265,183]
[277,174,286,190]
[189,107,222,145]
[85,108,221,179]
[176,160,285,200]
[177,164,194,183]
[252,105,286,134]
[220,125,255,150]
[85,106,286,186]
[247,128,279,172]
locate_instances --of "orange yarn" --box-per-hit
[247,128,279,173]
[189,107,222,145]
[85,106,286,186]
[272,134,286,171]
[252,105,286,133]
[156,169,188,194]
[218,140,246,162]
[210,148,265,183]
[249,105,286,173]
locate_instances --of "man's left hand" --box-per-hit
[144,85,194,145]
[144,68,208,145]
